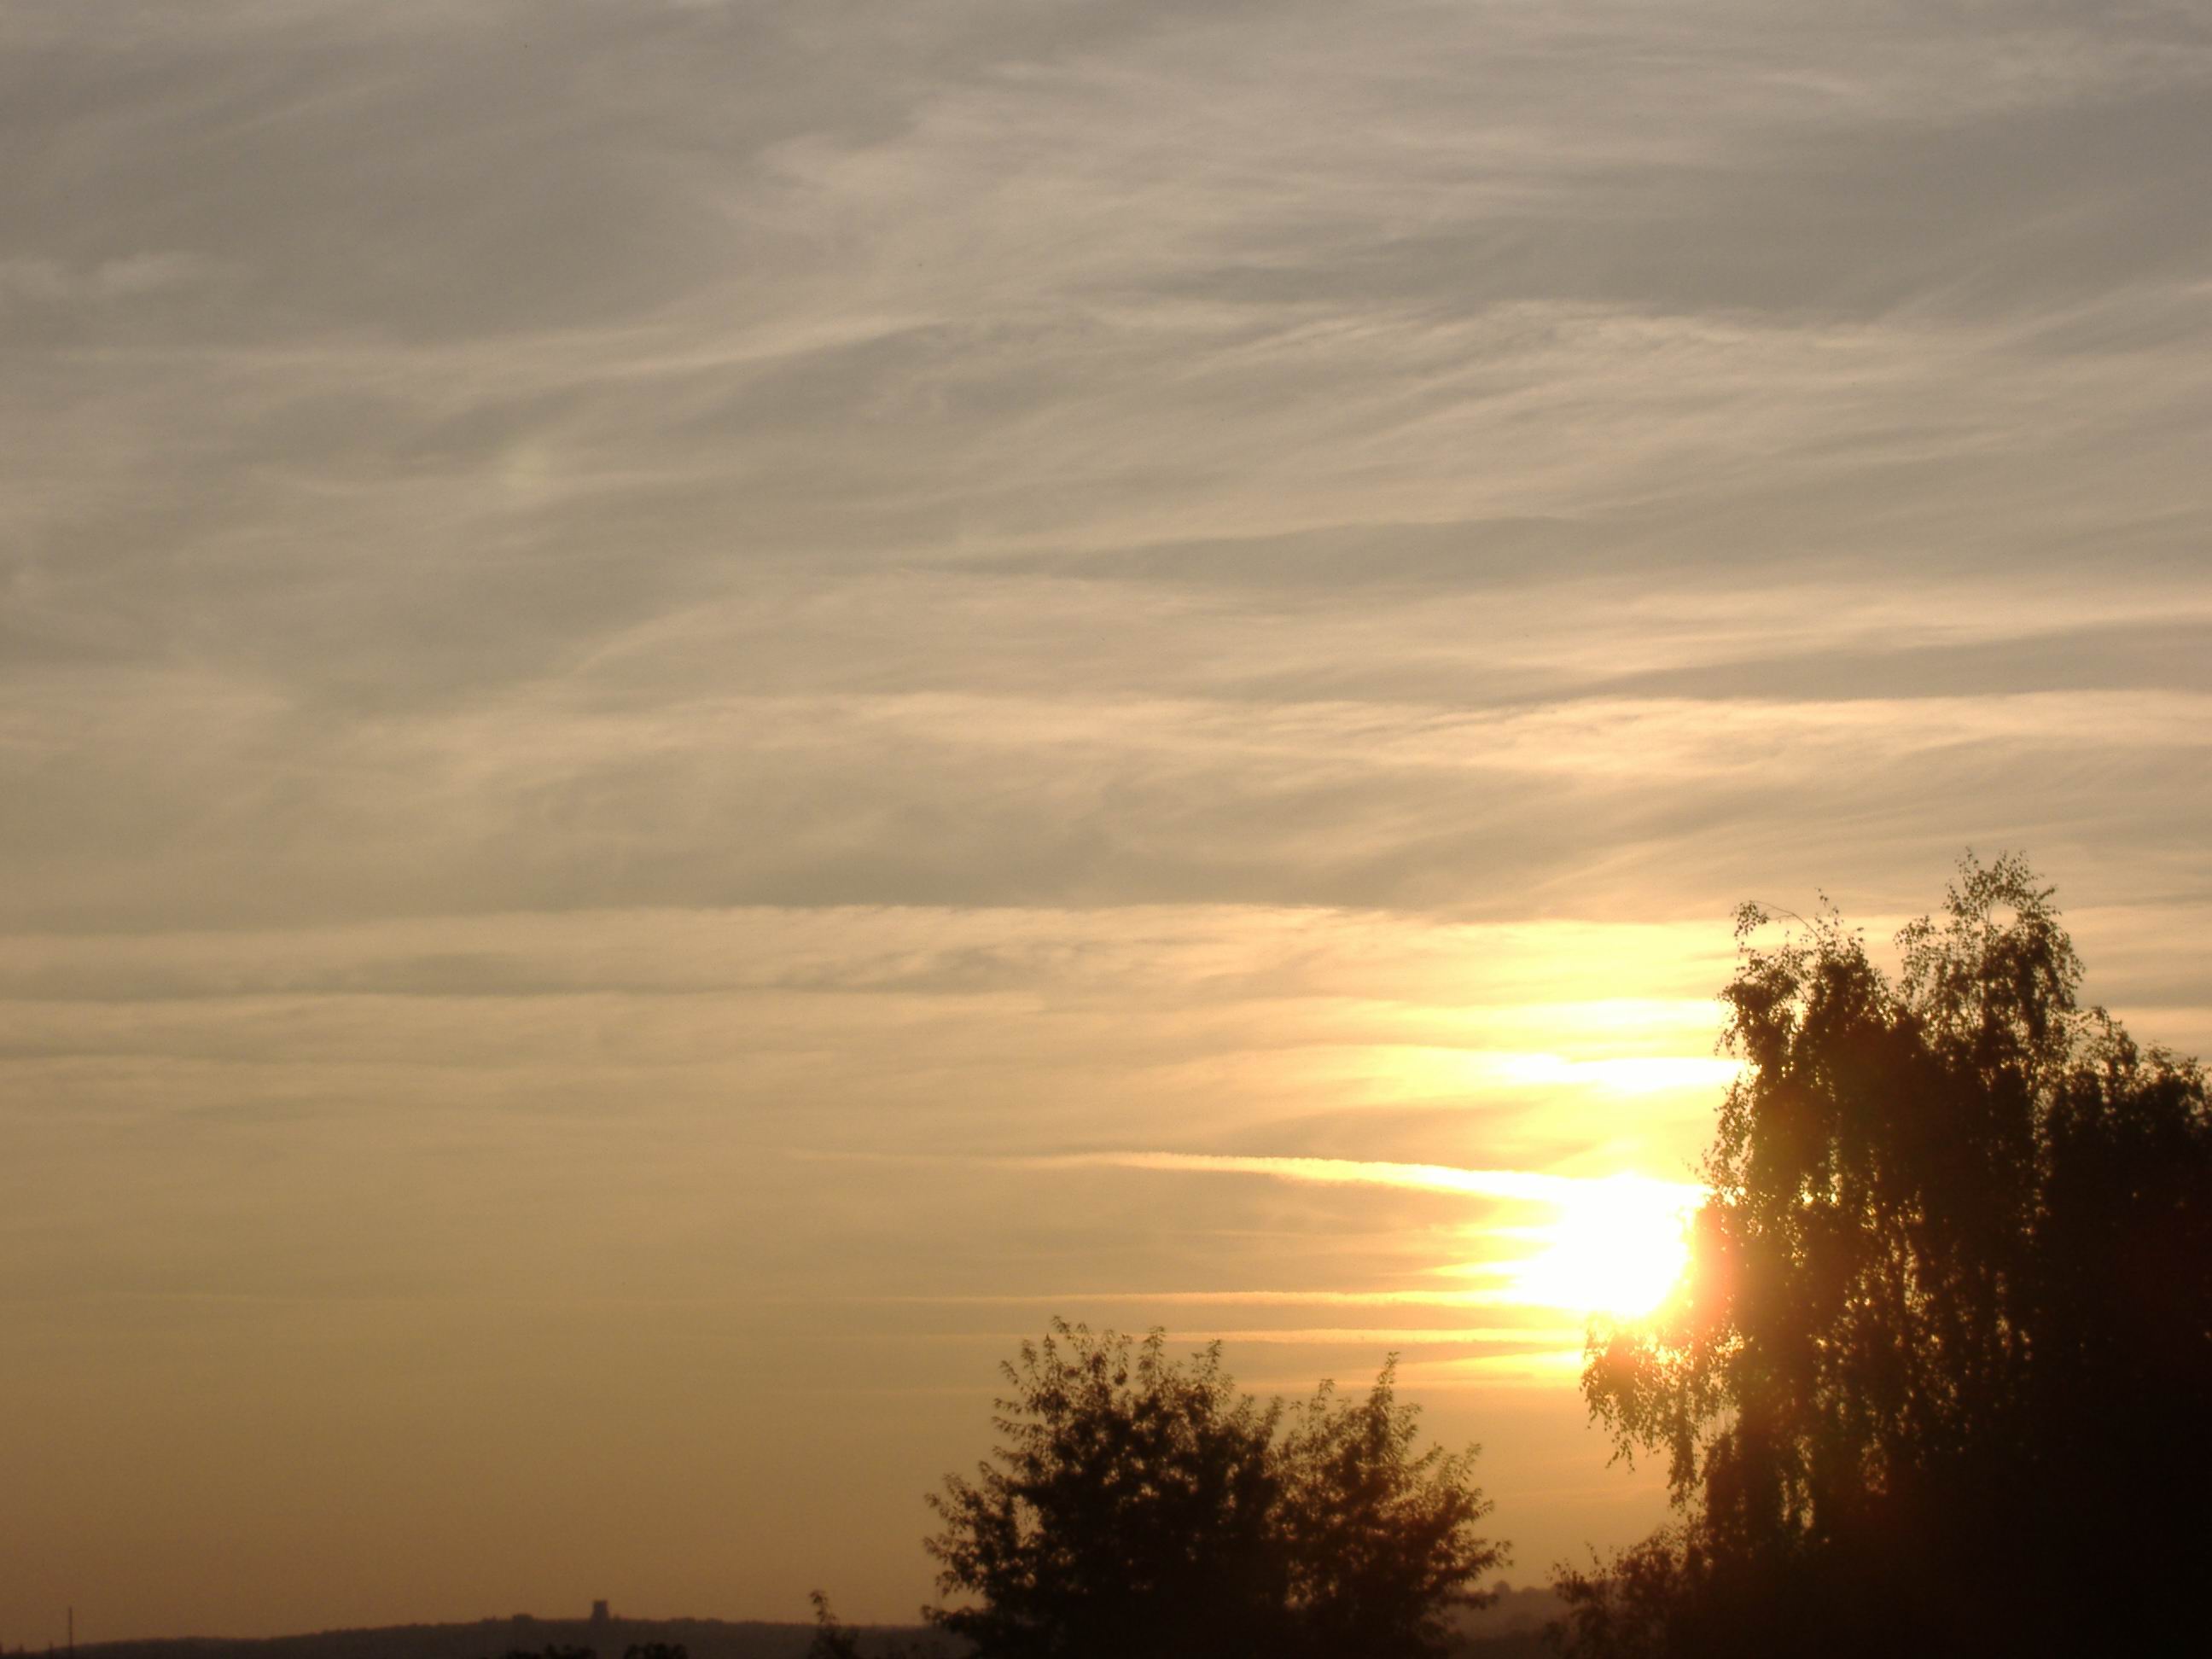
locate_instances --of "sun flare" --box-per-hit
[1504,1174,1697,1320]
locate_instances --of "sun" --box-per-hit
[1505,1174,1695,1320]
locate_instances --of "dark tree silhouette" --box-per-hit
[805,1593,865,1659]
[1275,1368,1505,1657]
[927,1319,1503,1658]
[1554,854,2212,1656]
[806,1592,942,1659]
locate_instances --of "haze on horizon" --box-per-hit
[4,0,2210,1644]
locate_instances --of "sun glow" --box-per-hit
[1496,1174,1697,1320]
[1008,1149,1705,1328]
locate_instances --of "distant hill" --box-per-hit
[1450,1580,1565,1656]
[55,1592,1564,1659]
[63,1615,941,1659]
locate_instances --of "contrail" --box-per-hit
[1009,1150,1699,1209]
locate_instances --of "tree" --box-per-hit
[805,1594,865,1659]
[1556,854,2212,1656]
[926,1319,1504,1658]
[1275,1365,1505,1657]
[806,1592,939,1659]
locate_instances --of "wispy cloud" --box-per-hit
[1010,1150,1683,1207]
[1160,1327,1581,1349]
[5,0,2209,1635]
[864,1288,1575,1313]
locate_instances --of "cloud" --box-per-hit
[1008,1149,1689,1208]
[6,0,2212,1634]
[864,1288,1576,1314]
[0,251,222,306]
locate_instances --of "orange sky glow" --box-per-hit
[5,0,2212,1644]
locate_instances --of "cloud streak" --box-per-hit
[1011,1149,1701,1211]
[5,0,2210,1638]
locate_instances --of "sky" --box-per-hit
[5,0,2212,1641]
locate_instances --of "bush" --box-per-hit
[927,1320,1504,1658]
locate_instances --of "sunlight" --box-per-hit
[1019,1149,1704,1325]
[1477,1174,1697,1320]
[1491,1052,1745,1096]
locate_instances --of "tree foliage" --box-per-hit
[1274,1371,1503,1658]
[805,1592,940,1659]
[1557,854,2212,1656]
[926,1319,1503,1658]
[805,1592,867,1659]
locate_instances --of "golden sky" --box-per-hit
[5,0,2212,1641]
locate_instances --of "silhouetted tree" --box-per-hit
[1555,854,2212,1656]
[1276,1365,1504,1656]
[806,1592,865,1659]
[927,1319,1503,1658]
[806,1591,939,1659]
